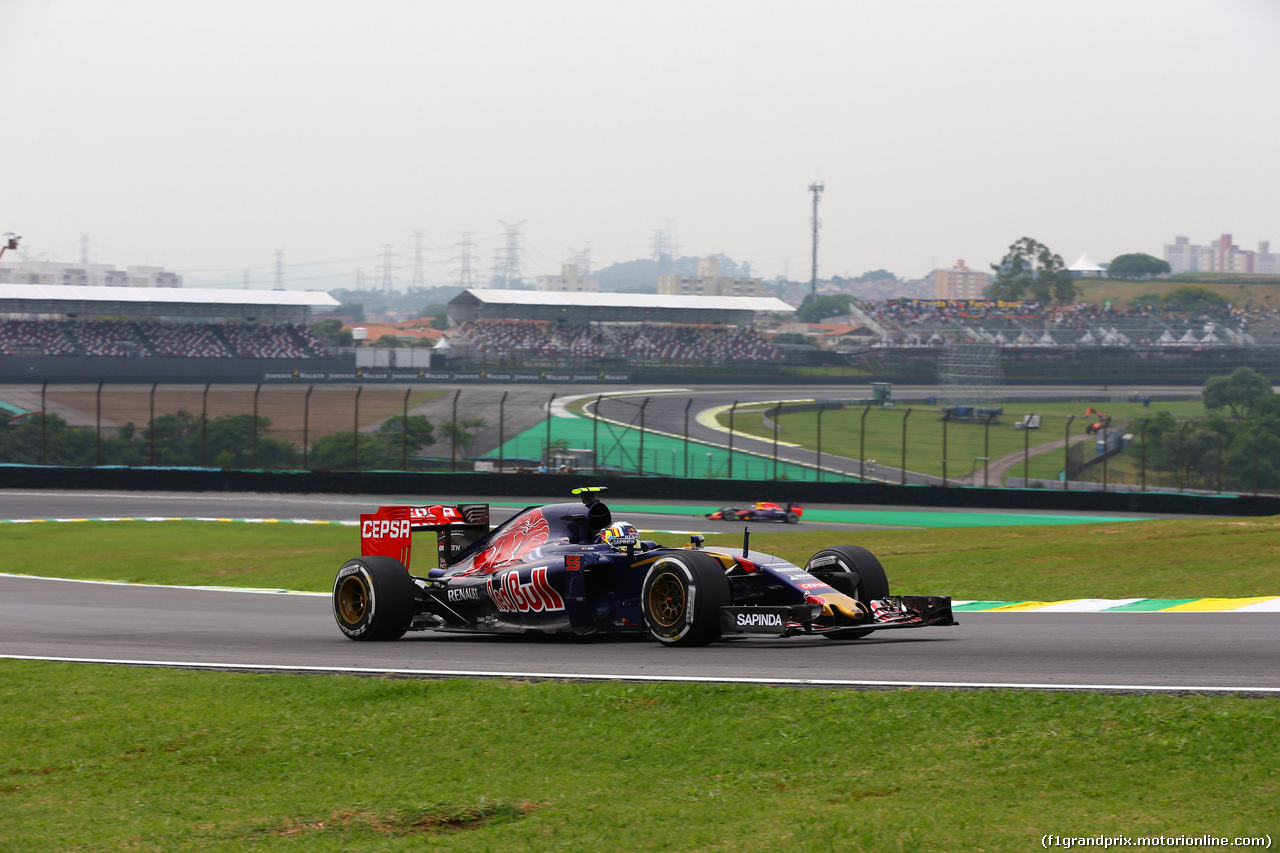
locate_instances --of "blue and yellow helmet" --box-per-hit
[597,521,639,550]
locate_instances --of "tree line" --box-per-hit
[0,410,499,471]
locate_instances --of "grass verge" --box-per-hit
[724,400,1206,482]
[3,515,1279,600]
[2,660,1276,852]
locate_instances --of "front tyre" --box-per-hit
[805,545,890,640]
[332,556,417,641]
[641,552,732,647]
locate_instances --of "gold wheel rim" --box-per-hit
[337,575,369,624]
[647,571,685,627]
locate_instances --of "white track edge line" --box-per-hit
[2,654,1276,694]
[0,573,327,596]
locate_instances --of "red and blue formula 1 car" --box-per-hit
[706,501,804,524]
[332,487,955,647]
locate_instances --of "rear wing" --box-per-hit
[360,504,490,571]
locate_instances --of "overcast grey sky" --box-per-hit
[3,0,1278,292]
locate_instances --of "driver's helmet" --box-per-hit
[597,521,640,551]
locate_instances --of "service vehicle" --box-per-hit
[333,487,955,647]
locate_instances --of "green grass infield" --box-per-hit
[3,514,1278,600]
[2,661,1277,852]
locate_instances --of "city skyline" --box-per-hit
[3,0,1278,289]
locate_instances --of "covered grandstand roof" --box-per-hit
[448,288,794,325]
[0,284,340,322]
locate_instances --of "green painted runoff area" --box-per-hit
[482,412,827,481]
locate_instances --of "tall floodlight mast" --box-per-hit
[809,182,824,302]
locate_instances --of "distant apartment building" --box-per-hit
[1163,234,1279,275]
[0,260,183,287]
[657,257,762,297]
[534,264,599,293]
[927,259,991,300]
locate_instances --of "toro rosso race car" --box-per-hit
[333,487,955,647]
[706,501,804,524]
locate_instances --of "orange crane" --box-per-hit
[1084,407,1111,435]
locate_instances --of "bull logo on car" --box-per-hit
[488,566,565,614]
[472,511,550,573]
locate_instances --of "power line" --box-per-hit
[380,244,396,292]
[809,181,824,302]
[453,232,478,289]
[411,231,425,290]
[493,220,526,288]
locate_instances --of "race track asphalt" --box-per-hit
[3,575,1277,693]
[1,489,1277,694]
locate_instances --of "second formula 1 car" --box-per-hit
[706,501,804,524]
[332,487,954,647]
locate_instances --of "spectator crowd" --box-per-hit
[457,320,780,363]
[0,319,331,358]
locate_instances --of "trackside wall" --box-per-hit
[1,466,1276,516]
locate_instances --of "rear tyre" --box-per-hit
[332,556,417,641]
[804,545,890,640]
[785,511,800,524]
[642,552,732,647]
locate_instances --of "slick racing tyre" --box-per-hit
[332,556,417,641]
[785,511,800,524]
[804,545,890,640]
[642,552,732,647]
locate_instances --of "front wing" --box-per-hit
[721,595,957,638]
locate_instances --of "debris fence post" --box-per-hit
[1063,415,1075,490]
[302,385,313,469]
[771,402,781,480]
[450,389,460,472]
[544,392,556,471]
[95,380,103,466]
[900,408,912,485]
[941,410,948,487]
[149,382,158,466]
[252,383,261,468]
[860,405,870,481]
[353,386,362,471]
[815,402,824,483]
[591,394,601,474]
[727,401,739,479]
[1178,421,1188,493]
[683,398,692,478]
[201,384,210,467]
[638,397,650,477]
[40,380,48,465]
[402,387,411,470]
[1023,413,1032,486]
[1139,421,1146,492]
[498,391,508,474]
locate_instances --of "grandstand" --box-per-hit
[869,299,1280,350]
[439,288,797,371]
[454,319,781,366]
[447,288,793,326]
[5,280,1275,384]
[0,319,331,359]
[0,284,344,382]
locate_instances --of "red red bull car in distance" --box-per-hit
[706,501,804,524]
[333,487,956,647]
